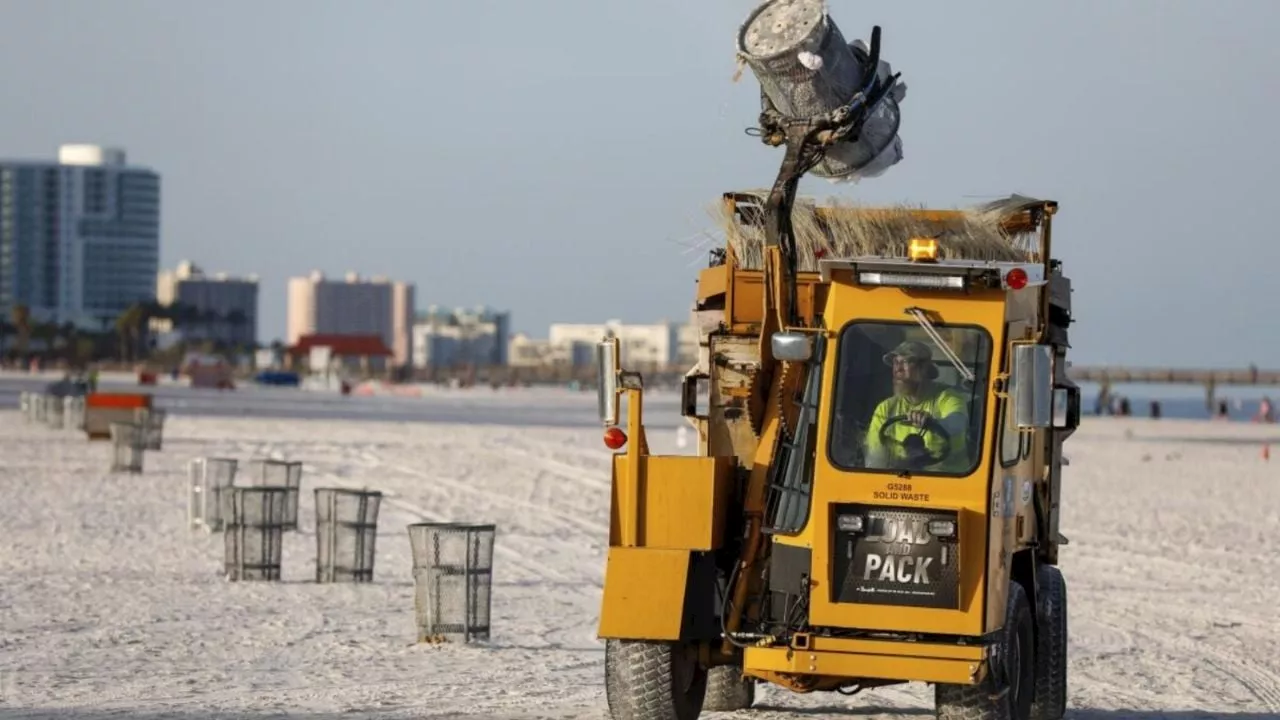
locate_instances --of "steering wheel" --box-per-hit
[878,414,952,469]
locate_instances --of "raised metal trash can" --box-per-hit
[188,457,239,531]
[735,0,906,182]
[245,459,302,531]
[109,422,146,473]
[315,488,382,583]
[224,486,289,581]
[408,522,495,643]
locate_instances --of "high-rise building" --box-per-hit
[155,260,259,347]
[286,271,415,368]
[0,144,161,329]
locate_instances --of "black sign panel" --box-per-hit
[831,505,961,610]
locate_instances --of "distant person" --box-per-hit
[864,340,969,472]
[1150,400,1161,419]
[1216,399,1230,420]
[1118,397,1131,417]
[1254,396,1274,423]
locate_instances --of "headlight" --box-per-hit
[928,519,956,538]
[836,515,865,532]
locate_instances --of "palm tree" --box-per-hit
[30,322,58,358]
[115,304,145,362]
[11,304,30,359]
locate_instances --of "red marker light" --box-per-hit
[603,427,628,450]
[1005,268,1028,290]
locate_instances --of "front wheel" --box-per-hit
[605,639,707,720]
[1030,565,1067,720]
[702,664,756,712]
[936,580,1036,720]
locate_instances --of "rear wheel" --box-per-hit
[936,580,1036,720]
[605,639,707,720]
[702,665,756,712]
[1030,565,1067,720]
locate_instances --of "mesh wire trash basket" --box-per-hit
[33,393,48,423]
[315,488,382,583]
[188,457,239,532]
[408,522,495,643]
[19,391,31,421]
[109,422,146,473]
[133,408,167,451]
[224,486,289,581]
[735,0,906,182]
[245,459,302,531]
[45,395,65,429]
[63,395,86,431]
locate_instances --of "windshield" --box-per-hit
[827,320,993,477]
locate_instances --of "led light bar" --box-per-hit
[857,272,967,290]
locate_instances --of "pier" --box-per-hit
[1067,365,1280,411]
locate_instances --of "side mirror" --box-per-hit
[1052,386,1080,429]
[771,331,813,362]
[1012,344,1053,429]
[597,338,620,426]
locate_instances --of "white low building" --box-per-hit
[549,320,681,369]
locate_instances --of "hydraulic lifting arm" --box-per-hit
[720,26,904,655]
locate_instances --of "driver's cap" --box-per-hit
[883,340,938,377]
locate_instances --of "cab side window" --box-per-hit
[999,383,1021,466]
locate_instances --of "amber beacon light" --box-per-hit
[907,237,939,262]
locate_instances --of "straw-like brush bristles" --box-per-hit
[711,191,1038,272]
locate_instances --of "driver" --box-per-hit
[864,340,969,471]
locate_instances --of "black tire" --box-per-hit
[936,581,1036,720]
[605,639,708,720]
[1030,565,1067,720]
[701,665,756,712]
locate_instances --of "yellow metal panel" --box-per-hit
[696,265,727,303]
[744,645,984,686]
[610,454,733,550]
[805,281,1009,637]
[598,547,691,640]
[722,269,828,330]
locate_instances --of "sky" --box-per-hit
[1,0,1278,367]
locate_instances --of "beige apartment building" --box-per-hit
[286,271,415,368]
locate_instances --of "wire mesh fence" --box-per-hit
[315,488,382,583]
[109,422,146,473]
[224,487,289,581]
[244,459,302,531]
[188,457,239,532]
[408,522,495,643]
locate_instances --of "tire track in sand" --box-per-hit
[307,449,577,585]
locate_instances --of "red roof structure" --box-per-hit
[288,334,392,357]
